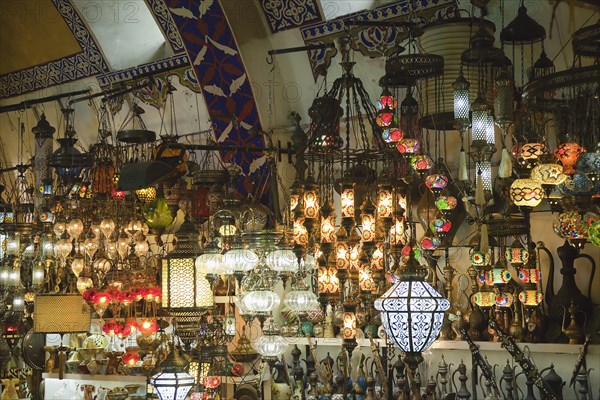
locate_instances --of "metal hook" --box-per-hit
[266,53,274,65]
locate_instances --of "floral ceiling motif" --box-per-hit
[259,0,324,33]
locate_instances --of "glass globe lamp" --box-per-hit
[252,322,288,363]
[396,138,420,156]
[223,248,258,275]
[266,248,298,273]
[195,252,224,276]
[100,218,115,238]
[241,290,281,314]
[554,141,584,174]
[589,220,600,247]
[284,289,319,313]
[67,218,84,240]
[531,163,568,194]
[509,179,544,208]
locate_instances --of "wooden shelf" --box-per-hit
[42,373,147,383]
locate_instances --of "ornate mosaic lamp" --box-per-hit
[374,247,450,397]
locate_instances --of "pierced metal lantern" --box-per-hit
[374,250,450,353]
[150,345,195,400]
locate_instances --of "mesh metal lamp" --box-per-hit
[162,216,213,348]
[151,344,195,400]
[375,248,450,399]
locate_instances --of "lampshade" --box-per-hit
[509,179,544,208]
[473,290,495,308]
[317,265,340,298]
[340,182,355,219]
[360,197,376,243]
[266,248,298,273]
[374,250,450,353]
[396,138,420,155]
[223,248,258,274]
[376,184,394,219]
[554,141,584,174]
[241,290,280,313]
[505,246,529,266]
[252,323,288,358]
[293,217,308,246]
[67,218,84,240]
[303,177,320,219]
[553,211,599,241]
[195,251,223,276]
[410,155,434,175]
[162,218,214,310]
[531,163,568,186]
[425,174,449,191]
[471,93,492,143]
[284,290,319,313]
[150,346,195,400]
[519,290,543,307]
[375,279,450,352]
[320,212,336,244]
[517,268,541,284]
[342,303,358,339]
[589,220,600,247]
[453,66,470,127]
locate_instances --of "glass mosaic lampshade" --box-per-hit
[554,141,584,174]
[509,179,544,208]
[531,163,568,186]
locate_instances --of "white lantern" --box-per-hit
[241,290,280,313]
[284,290,319,313]
[253,323,288,359]
[223,248,258,274]
[374,249,450,354]
[266,248,298,273]
[150,347,195,400]
[195,252,224,275]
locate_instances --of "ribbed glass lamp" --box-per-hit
[284,275,318,313]
[253,322,288,364]
[266,248,298,273]
[222,247,258,275]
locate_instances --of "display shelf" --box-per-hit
[42,373,147,383]
[214,296,238,304]
[281,337,599,355]
[282,337,386,347]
